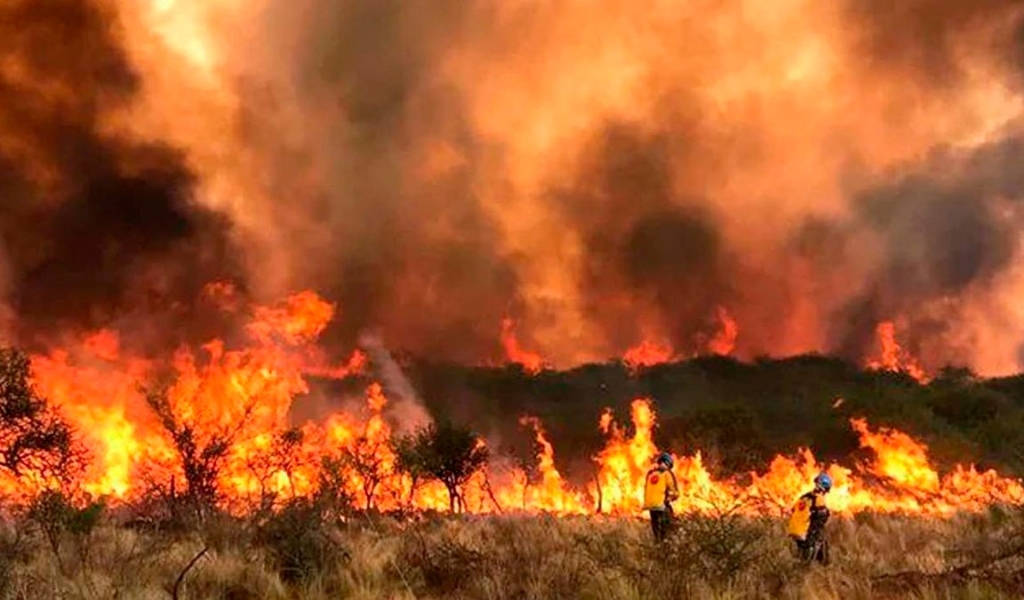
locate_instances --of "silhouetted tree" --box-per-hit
[396,421,488,512]
[142,381,257,520]
[340,434,391,510]
[0,348,80,487]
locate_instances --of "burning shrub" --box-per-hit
[395,421,489,513]
[244,427,306,515]
[315,455,356,519]
[338,433,392,511]
[0,348,82,490]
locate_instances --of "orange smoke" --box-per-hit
[73,0,1024,379]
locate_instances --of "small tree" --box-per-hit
[142,382,257,520]
[0,348,80,487]
[340,434,390,511]
[245,427,305,513]
[395,436,428,508]
[395,421,488,513]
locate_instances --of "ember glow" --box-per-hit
[623,338,676,373]
[7,290,1022,518]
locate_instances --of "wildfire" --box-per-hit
[707,306,739,356]
[1,290,1020,519]
[866,321,928,382]
[622,307,737,373]
[500,317,544,375]
[622,338,676,373]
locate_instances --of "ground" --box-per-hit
[3,505,1024,599]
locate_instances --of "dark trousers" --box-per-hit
[795,528,828,564]
[649,505,674,542]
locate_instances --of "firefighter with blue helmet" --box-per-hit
[643,451,679,542]
[787,473,832,564]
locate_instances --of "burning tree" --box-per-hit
[396,421,489,513]
[142,381,257,519]
[245,427,306,512]
[0,348,80,490]
[340,433,392,511]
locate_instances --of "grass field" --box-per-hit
[3,501,1024,600]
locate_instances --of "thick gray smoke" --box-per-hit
[829,136,1024,366]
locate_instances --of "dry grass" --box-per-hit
[1,506,1023,599]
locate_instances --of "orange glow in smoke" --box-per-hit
[707,306,739,356]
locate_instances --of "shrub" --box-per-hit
[254,498,349,586]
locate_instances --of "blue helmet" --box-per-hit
[814,472,832,492]
[656,452,674,469]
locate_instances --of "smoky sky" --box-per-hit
[0,0,242,349]
[6,0,1024,375]
[553,122,734,354]
[179,0,1024,371]
[829,136,1024,363]
[846,0,1024,85]
[257,0,519,362]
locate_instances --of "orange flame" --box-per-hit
[622,338,676,373]
[500,317,544,374]
[7,290,1022,519]
[707,306,739,356]
[866,321,928,382]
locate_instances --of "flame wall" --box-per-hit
[3,0,1024,375]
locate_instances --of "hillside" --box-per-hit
[317,355,1024,482]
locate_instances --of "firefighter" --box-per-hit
[787,472,832,564]
[642,452,679,542]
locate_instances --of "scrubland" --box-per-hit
[3,501,1024,600]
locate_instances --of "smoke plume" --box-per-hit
[5,0,1024,375]
[358,331,431,435]
[0,0,242,351]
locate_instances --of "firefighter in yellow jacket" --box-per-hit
[787,473,832,564]
[643,452,679,542]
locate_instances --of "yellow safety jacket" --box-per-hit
[642,466,678,510]
[787,491,827,540]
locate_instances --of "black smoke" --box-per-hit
[553,122,736,354]
[0,0,243,349]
